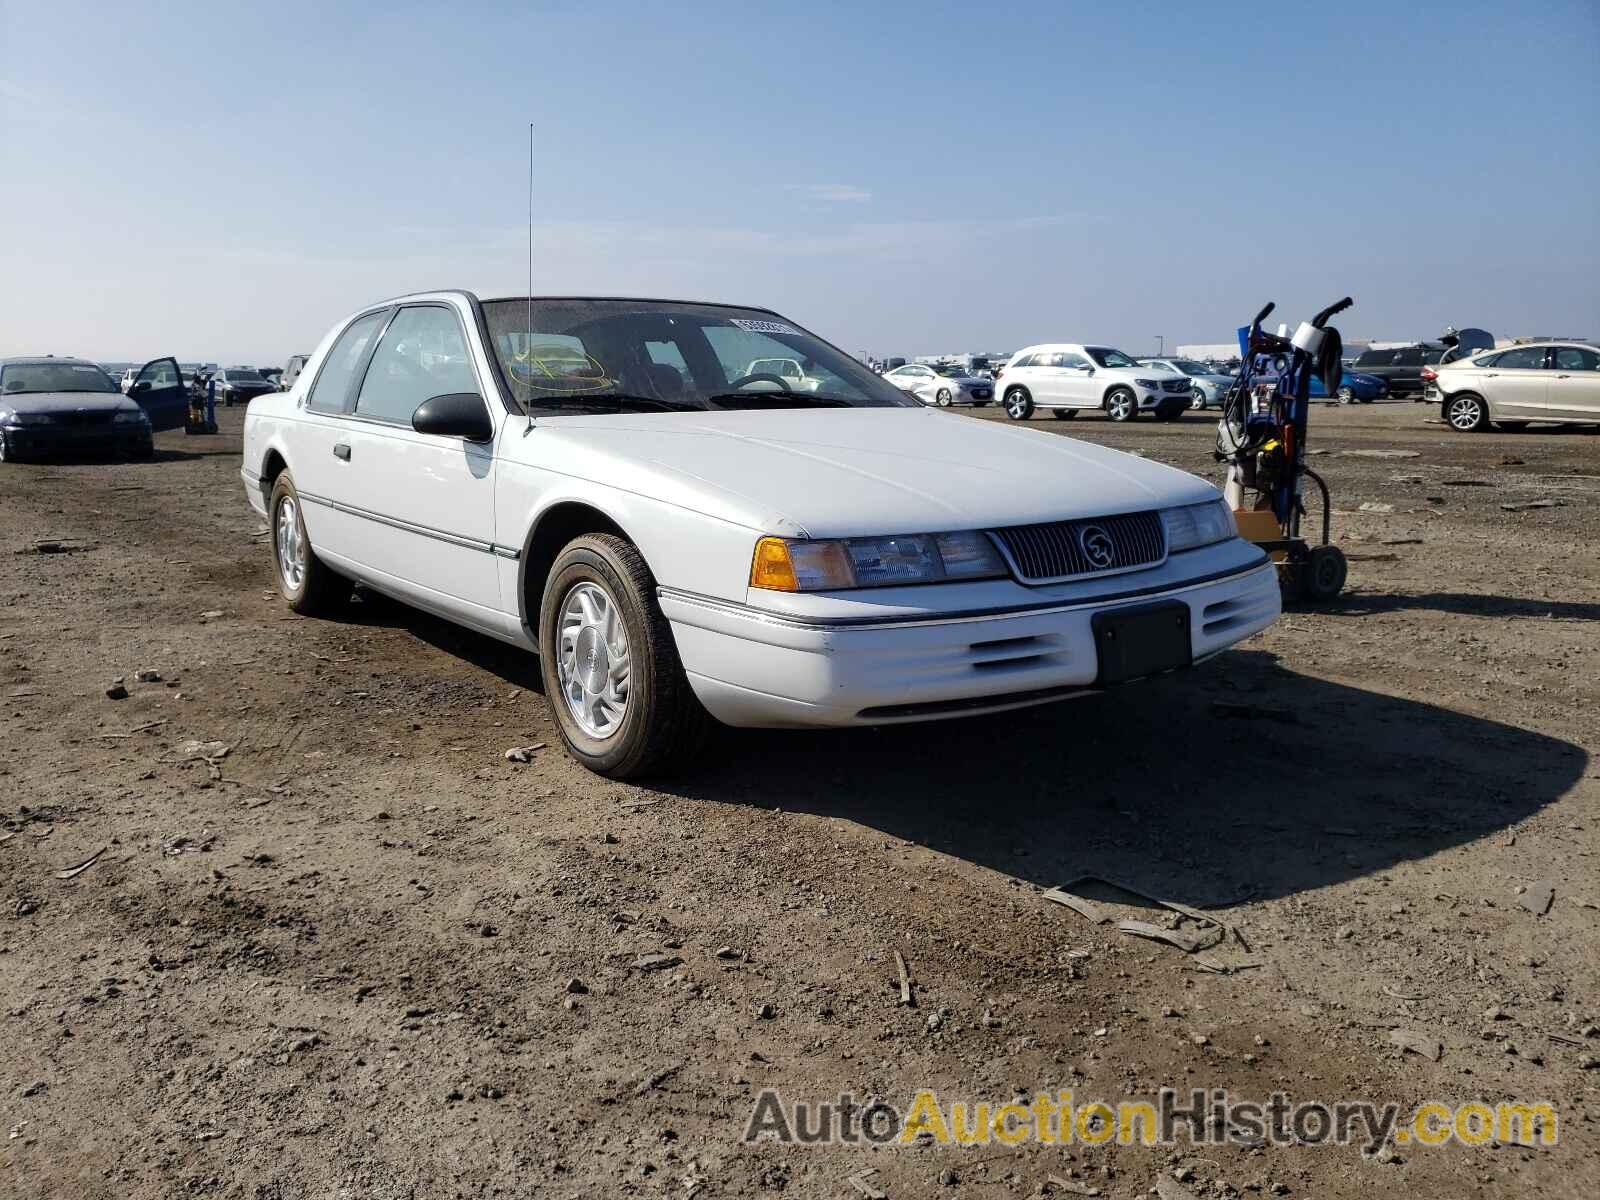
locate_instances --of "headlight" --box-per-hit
[9,413,54,426]
[750,530,1008,592]
[113,410,149,425]
[1160,500,1236,553]
[1134,378,1164,389]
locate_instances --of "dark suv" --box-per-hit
[1352,345,1446,400]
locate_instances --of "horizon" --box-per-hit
[2,0,1596,365]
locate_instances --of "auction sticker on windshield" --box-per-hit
[728,318,800,335]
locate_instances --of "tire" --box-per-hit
[1003,387,1034,420]
[1190,393,1207,410]
[268,472,351,616]
[1106,388,1137,422]
[1496,421,1529,432]
[1444,393,1489,433]
[1301,545,1348,601]
[1337,386,1355,405]
[538,534,714,779]
[935,388,953,407]
[0,430,11,463]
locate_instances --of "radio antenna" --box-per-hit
[524,121,535,434]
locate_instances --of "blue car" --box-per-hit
[1309,368,1388,404]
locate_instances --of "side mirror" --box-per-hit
[412,392,494,441]
[131,380,151,394]
[1083,366,1095,376]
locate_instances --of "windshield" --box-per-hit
[932,363,967,376]
[482,299,916,413]
[0,362,119,395]
[1086,347,1139,369]
[226,369,265,381]
[1172,359,1214,375]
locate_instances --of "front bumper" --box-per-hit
[663,556,1281,728]
[2,425,151,457]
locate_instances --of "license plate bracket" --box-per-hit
[1092,601,1192,686]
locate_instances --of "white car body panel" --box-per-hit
[1434,342,1600,427]
[243,292,1279,730]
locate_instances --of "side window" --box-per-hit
[1494,347,1546,370]
[1059,352,1091,369]
[308,311,388,412]
[1012,354,1037,369]
[1391,348,1424,367]
[356,306,480,425]
[1553,347,1599,371]
[1356,350,1394,368]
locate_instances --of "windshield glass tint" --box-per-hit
[1,362,119,394]
[1088,347,1139,368]
[1173,359,1212,375]
[482,300,916,412]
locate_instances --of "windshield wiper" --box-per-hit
[705,393,851,409]
[528,392,698,414]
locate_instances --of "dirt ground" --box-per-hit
[1,399,1596,1200]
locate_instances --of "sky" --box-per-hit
[1,0,1596,365]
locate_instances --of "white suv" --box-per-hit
[998,344,1192,422]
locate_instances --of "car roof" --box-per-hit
[0,356,104,369]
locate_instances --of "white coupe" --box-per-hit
[242,292,1281,778]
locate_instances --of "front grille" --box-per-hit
[990,511,1167,583]
[1161,379,1191,394]
[56,411,116,427]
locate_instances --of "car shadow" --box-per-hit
[1325,591,1600,621]
[655,647,1586,908]
[316,595,1586,909]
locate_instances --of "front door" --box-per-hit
[334,303,503,631]
[1483,346,1550,419]
[1545,346,1600,422]
[1056,351,1098,407]
[128,357,187,431]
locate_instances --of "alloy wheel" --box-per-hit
[1337,386,1354,404]
[275,496,306,592]
[1108,392,1134,421]
[935,388,952,407]
[556,581,631,740]
[1447,396,1484,431]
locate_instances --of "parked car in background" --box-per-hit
[0,357,156,460]
[882,361,994,406]
[212,367,277,407]
[259,367,283,388]
[280,354,312,391]
[1434,342,1600,432]
[1352,345,1445,400]
[1136,357,1235,410]
[999,344,1191,422]
[1308,367,1389,404]
[241,290,1279,779]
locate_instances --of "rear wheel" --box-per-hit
[1106,388,1137,422]
[269,473,351,615]
[539,534,714,779]
[1004,388,1034,420]
[1445,393,1489,432]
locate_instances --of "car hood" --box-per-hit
[0,392,140,415]
[520,407,1218,538]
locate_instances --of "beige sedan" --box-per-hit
[1435,342,1600,431]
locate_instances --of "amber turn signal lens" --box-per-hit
[750,537,799,591]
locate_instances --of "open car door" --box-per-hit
[128,357,187,432]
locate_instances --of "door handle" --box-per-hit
[333,443,351,461]
[1555,374,1571,379]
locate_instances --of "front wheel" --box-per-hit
[1445,394,1489,432]
[539,534,714,779]
[1190,393,1207,410]
[1337,386,1355,404]
[935,388,953,407]
[1106,388,1137,422]
[1004,388,1034,420]
[269,473,351,615]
